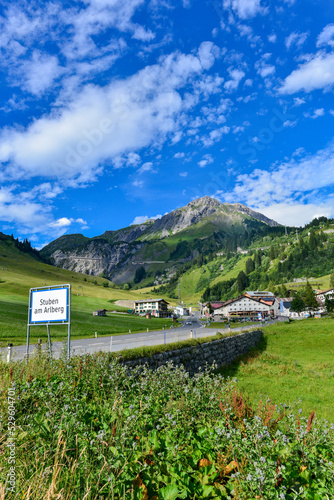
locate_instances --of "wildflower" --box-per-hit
[260,457,266,463]
[246,474,252,481]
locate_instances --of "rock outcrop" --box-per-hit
[41,196,280,282]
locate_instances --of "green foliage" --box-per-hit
[169,240,191,260]
[102,281,109,288]
[277,284,289,297]
[201,278,235,302]
[123,283,130,290]
[330,273,334,289]
[1,344,334,499]
[237,270,249,293]
[325,296,334,313]
[304,281,318,308]
[245,257,255,274]
[290,294,305,314]
[134,266,146,284]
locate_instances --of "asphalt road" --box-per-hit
[2,316,287,362]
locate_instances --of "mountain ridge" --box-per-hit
[40,197,280,283]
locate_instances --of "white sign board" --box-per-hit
[30,287,68,323]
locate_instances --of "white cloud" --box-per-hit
[232,125,245,133]
[174,152,185,158]
[316,23,334,48]
[132,179,144,187]
[304,108,325,119]
[283,119,297,127]
[224,68,245,91]
[130,214,162,225]
[201,126,230,147]
[220,143,334,217]
[285,31,308,50]
[0,47,215,186]
[198,41,219,70]
[50,217,72,228]
[223,0,266,19]
[278,52,334,94]
[268,34,277,43]
[252,202,334,227]
[293,97,306,106]
[132,26,155,42]
[198,154,214,168]
[237,24,261,45]
[0,185,89,237]
[137,162,157,174]
[179,171,188,177]
[255,55,275,79]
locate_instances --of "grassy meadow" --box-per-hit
[0,240,175,346]
[220,317,334,421]
[1,318,334,498]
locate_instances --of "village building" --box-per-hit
[316,288,334,304]
[279,298,293,317]
[244,291,275,300]
[174,305,189,317]
[134,298,169,318]
[213,295,271,321]
[93,309,107,316]
[200,301,224,317]
[259,297,280,317]
[279,298,325,318]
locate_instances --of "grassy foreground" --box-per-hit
[220,317,334,422]
[1,318,334,499]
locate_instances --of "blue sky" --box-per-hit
[1,0,334,247]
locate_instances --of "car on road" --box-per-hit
[185,321,192,325]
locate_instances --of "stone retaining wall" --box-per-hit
[121,330,263,375]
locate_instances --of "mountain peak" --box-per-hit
[187,196,221,208]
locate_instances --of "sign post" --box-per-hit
[26,284,71,360]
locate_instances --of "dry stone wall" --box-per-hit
[121,330,263,375]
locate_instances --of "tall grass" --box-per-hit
[1,342,334,499]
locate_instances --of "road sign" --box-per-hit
[27,284,71,359]
[30,287,69,323]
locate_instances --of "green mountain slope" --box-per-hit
[155,218,334,304]
[0,235,176,346]
[40,197,281,285]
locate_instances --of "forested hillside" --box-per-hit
[153,217,334,302]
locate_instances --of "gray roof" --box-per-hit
[135,298,169,304]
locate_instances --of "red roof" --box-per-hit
[210,302,225,309]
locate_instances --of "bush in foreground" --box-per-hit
[1,353,333,499]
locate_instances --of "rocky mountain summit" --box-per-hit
[41,197,279,283]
